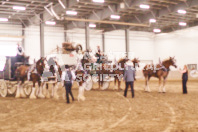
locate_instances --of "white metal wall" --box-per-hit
[1,23,198,71]
[154,27,198,69]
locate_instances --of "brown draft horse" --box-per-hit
[15,57,46,99]
[44,59,62,99]
[143,57,177,92]
[75,70,88,101]
[113,58,140,90]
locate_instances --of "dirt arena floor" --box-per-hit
[0,80,198,132]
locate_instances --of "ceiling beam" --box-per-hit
[66,3,120,29]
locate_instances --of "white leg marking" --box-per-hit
[29,87,37,99]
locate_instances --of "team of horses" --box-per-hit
[12,49,177,99]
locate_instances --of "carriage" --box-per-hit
[49,43,113,91]
[0,56,32,97]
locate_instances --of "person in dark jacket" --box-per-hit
[62,65,76,103]
[123,60,136,98]
[179,65,188,94]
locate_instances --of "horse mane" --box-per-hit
[162,57,172,64]
[117,58,126,63]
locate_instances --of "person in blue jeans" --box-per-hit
[179,65,188,94]
[123,60,136,98]
[62,65,76,103]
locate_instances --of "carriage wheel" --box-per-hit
[0,80,8,97]
[8,85,17,94]
[101,81,110,90]
[24,85,32,96]
[85,76,93,91]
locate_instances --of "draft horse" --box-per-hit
[15,57,47,99]
[43,59,62,99]
[143,57,177,92]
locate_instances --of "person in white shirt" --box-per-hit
[61,65,76,103]
[17,43,24,56]
[16,43,25,62]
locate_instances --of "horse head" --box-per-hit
[36,57,47,75]
[169,56,177,68]
[117,58,129,68]
[132,57,140,68]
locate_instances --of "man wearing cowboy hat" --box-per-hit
[123,60,135,98]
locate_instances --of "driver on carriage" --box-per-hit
[16,42,25,63]
[95,45,102,63]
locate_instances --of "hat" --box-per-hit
[126,60,134,66]
[65,65,69,69]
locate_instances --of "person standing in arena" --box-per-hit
[62,65,76,103]
[123,60,136,98]
[179,65,188,94]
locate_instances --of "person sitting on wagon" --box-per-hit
[16,43,25,62]
[95,45,102,63]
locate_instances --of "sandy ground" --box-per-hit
[0,80,198,132]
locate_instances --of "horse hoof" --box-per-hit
[29,96,37,99]
[21,94,27,98]
[15,95,21,98]
[38,94,45,98]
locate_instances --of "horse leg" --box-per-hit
[113,77,117,90]
[98,74,101,89]
[20,80,26,98]
[15,81,22,98]
[78,83,85,101]
[158,77,162,93]
[147,77,151,92]
[118,79,121,91]
[101,75,104,89]
[37,81,45,98]
[162,78,166,93]
[51,83,56,98]
[145,77,148,91]
[45,83,51,98]
[29,81,37,99]
[53,82,59,100]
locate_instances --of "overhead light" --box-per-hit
[89,24,96,28]
[153,29,161,33]
[140,4,150,9]
[13,6,26,11]
[66,10,78,15]
[0,18,8,22]
[110,15,120,20]
[120,2,125,9]
[58,0,66,9]
[45,21,56,25]
[149,19,156,23]
[92,0,105,3]
[179,22,187,26]
[177,10,186,14]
